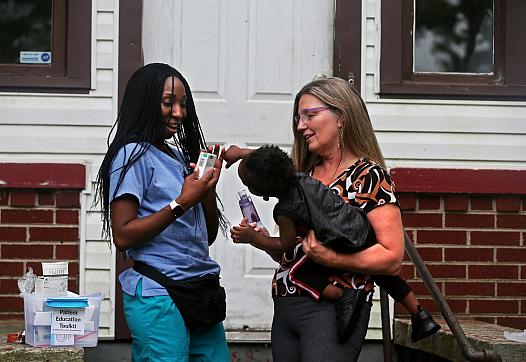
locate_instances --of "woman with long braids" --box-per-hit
[95,63,230,361]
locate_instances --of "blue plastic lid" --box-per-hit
[46,297,89,308]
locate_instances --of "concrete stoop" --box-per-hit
[0,319,83,362]
[394,317,526,362]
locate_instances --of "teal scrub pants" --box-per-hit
[123,280,230,362]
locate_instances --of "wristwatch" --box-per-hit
[169,200,186,218]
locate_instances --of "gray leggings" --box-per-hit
[271,296,372,362]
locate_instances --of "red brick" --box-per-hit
[522,266,526,280]
[445,282,495,296]
[470,196,494,211]
[0,191,8,205]
[444,247,493,262]
[0,313,23,320]
[56,210,79,224]
[38,192,55,206]
[401,213,442,228]
[0,262,24,277]
[399,264,415,279]
[497,282,526,296]
[56,192,80,208]
[497,317,526,330]
[474,316,495,325]
[444,194,469,211]
[0,296,23,312]
[398,193,417,210]
[403,252,411,262]
[9,191,35,207]
[444,214,494,228]
[415,247,443,261]
[68,279,79,294]
[469,265,518,279]
[496,196,521,212]
[405,281,429,296]
[470,299,518,314]
[25,261,43,275]
[69,262,79,277]
[2,244,53,259]
[470,231,520,246]
[418,195,441,210]
[0,226,26,241]
[497,248,526,263]
[497,214,526,229]
[417,230,467,245]
[55,244,79,259]
[405,229,416,241]
[29,227,78,242]
[0,278,21,294]
[425,264,466,279]
[420,298,467,314]
[1,209,53,224]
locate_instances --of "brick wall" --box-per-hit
[391,169,526,330]
[0,163,85,320]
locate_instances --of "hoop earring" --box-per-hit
[338,128,343,149]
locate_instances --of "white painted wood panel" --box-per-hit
[0,97,113,126]
[0,125,110,154]
[85,241,112,270]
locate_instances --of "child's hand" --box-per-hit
[254,226,270,237]
[223,145,251,168]
[231,219,260,244]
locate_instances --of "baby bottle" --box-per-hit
[237,189,264,228]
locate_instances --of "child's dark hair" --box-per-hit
[240,145,297,198]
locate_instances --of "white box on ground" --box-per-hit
[22,292,104,348]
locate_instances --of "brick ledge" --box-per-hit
[391,168,526,195]
[0,163,85,190]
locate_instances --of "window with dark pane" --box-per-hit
[414,0,493,74]
[0,0,52,64]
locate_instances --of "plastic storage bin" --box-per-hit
[22,292,104,347]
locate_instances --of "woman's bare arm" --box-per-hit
[111,168,217,251]
[301,204,404,275]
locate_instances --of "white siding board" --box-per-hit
[378,132,526,162]
[85,241,112,270]
[96,12,114,40]
[85,270,111,297]
[86,210,105,242]
[97,0,114,12]
[369,103,526,134]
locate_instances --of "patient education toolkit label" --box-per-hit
[51,308,85,335]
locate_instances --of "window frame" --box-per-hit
[0,0,91,93]
[380,0,526,100]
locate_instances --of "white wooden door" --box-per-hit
[142,0,333,330]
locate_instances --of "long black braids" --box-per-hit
[94,63,228,243]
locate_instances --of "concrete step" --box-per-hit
[1,319,83,362]
[394,317,526,362]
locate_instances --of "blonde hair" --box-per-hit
[291,77,386,171]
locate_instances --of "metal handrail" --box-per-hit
[379,231,502,362]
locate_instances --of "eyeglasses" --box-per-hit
[293,106,330,126]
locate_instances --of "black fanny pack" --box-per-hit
[133,260,226,329]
